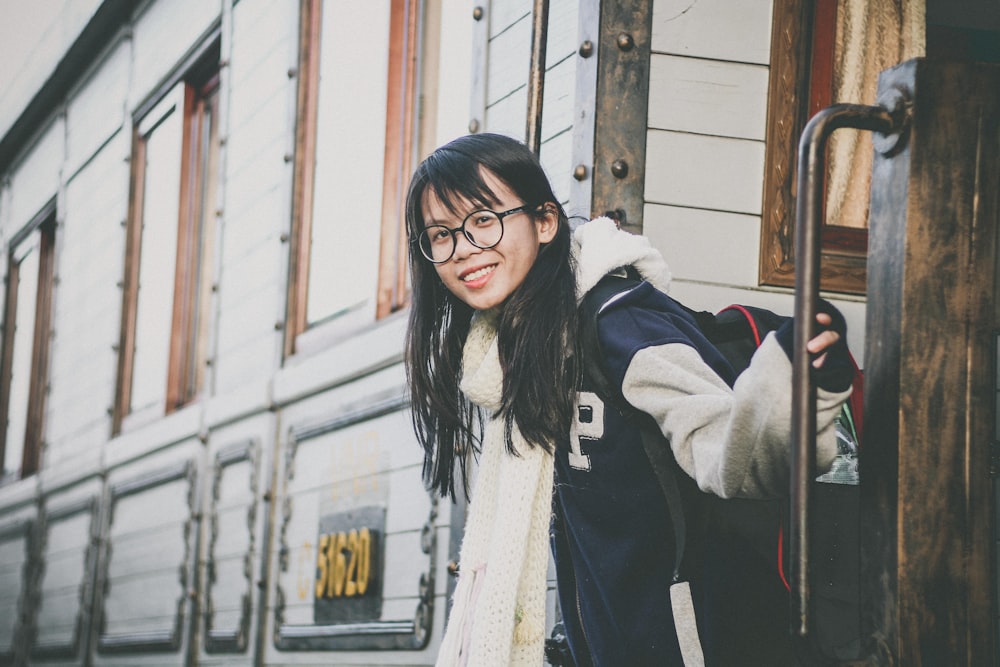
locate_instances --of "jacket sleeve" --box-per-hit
[619,331,850,499]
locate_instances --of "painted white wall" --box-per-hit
[0,0,104,137]
[645,0,867,359]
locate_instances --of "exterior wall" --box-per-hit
[643,0,868,358]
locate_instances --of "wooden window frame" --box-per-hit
[0,203,56,479]
[760,0,867,295]
[285,0,422,357]
[168,72,220,411]
[114,48,221,434]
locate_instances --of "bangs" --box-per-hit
[422,160,503,218]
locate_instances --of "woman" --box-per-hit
[404,133,852,666]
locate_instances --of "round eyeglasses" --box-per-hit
[414,205,531,264]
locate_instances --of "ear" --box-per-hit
[535,202,560,243]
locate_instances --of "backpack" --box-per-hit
[578,272,863,666]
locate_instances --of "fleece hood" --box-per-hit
[571,217,672,300]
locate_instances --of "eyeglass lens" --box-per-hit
[419,211,504,263]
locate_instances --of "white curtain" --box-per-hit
[827,0,925,228]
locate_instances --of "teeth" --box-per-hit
[462,265,495,282]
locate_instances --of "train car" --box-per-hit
[0,1,997,665]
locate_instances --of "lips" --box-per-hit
[460,264,497,283]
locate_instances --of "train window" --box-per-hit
[286,0,423,355]
[0,205,55,480]
[114,47,221,433]
[759,0,924,295]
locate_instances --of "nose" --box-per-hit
[451,228,480,260]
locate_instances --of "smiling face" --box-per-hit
[421,169,557,311]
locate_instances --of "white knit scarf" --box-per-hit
[435,218,671,666]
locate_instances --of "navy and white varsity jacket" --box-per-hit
[550,260,851,666]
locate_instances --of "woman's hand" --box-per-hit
[774,300,853,392]
[807,311,841,368]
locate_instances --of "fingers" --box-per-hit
[807,328,840,355]
[807,313,841,367]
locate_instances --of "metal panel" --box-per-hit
[31,496,100,661]
[0,516,38,665]
[96,460,197,655]
[590,0,652,232]
[203,439,258,654]
[273,393,437,651]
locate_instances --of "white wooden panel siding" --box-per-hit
[47,132,130,458]
[540,128,574,206]
[129,0,220,106]
[433,0,475,143]
[645,130,764,215]
[0,0,103,136]
[546,0,580,67]
[65,38,130,179]
[489,0,531,39]
[651,0,773,65]
[6,117,62,231]
[213,293,282,393]
[540,55,576,142]
[648,55,769,141]
[229,0,298,88]
[214,0,297,396]
[487,13,532,108]
[643,203,761,286]
[486,87,529,139]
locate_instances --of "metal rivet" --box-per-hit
[578,40,594,58]
[611,159,629,179]
[283,153,293,163]
[279,232,289,243]
[573,164,588,181]
[472,6,484,21]
[468,119,480,134]
[274,321,284,331]
[616,32,635,51]
[287,68,297,79]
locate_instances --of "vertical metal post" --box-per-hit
[526,0,549,155]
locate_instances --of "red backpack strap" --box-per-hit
[718,304,764,347]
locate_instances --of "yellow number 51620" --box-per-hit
[315,528,372,599]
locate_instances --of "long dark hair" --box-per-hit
[405,133,579,499]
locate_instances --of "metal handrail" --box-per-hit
[791,102,901,646]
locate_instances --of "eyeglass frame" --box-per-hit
[412,204,533,264]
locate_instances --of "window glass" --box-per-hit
[131,102,182,413]
[3,234,40,477]
[306,0,391,325]
[183,83,219,400]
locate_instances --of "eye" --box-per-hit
[428,226,452,243]
[472,212,498,226]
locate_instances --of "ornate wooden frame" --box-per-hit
[759,0,868,295]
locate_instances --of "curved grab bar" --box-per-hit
[791,103,900,641]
